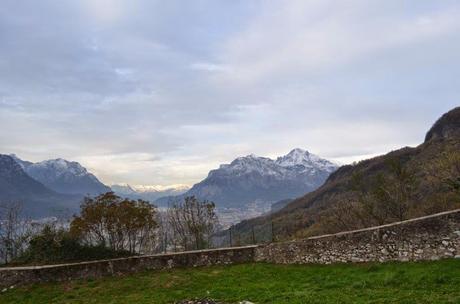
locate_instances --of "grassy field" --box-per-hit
[1,259,459,304]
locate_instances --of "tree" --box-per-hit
[351,159,417,223]
[415,149,460,215]
[70,192,159,254]
[376,159,417,221]
[316,158,418,235]
[0,202,33,264]
[429,150,460,195]
[167,196,218,251]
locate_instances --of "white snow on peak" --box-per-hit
[214,148,338,177]
[276,148,338,172]
[110,184,137,194]
[113,184,191,193]
[31,158,89,177]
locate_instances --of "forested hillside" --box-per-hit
[228,107,460,242]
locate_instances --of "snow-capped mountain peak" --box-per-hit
[132,184,190,192]
[173,148,340,209]
[212,149,338,178]
[276,148,337,172]
[215,154,277,177]
[9,155,110,195]
[34,158,88,177]
[110,184,138,195]
[111,184,190,202]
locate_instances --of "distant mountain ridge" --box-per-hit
[157,149,338,208]
[10,155,111,195]
[111,184,189,202]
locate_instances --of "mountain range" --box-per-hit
[157,149,338,209]
[1,149,336,218]
[111,184,189,202]
[0,155,110,217]
[0,155,81,217]
[10,155,110,195]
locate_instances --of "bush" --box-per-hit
[9,225,131,266]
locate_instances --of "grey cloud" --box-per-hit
[1,0,459,185]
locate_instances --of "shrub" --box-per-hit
[10,225,131,265]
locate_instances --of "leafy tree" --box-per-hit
[70,192,158,254]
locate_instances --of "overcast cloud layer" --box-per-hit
[1,0,459,186]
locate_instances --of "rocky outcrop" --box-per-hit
[425,107,460,142]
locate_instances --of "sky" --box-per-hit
[1,0,460,187]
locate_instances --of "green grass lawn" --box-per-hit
[1,259,459,304]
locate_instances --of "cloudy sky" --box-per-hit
[1,1,459,187]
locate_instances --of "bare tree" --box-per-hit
[316,159,418,235]
[373,159,417,222]
[167,196,218,251]
[0,202,33,264]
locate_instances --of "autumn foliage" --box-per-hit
[70,192,158,254]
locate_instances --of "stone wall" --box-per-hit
[0,246,257,289]
[255,209,460,264]
[1,209,459,288]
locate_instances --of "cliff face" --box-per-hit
[425,107,460,142]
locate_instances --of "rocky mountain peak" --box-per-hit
[0,154,25,176]
[425,107,460,142]
[34,158,88,177]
